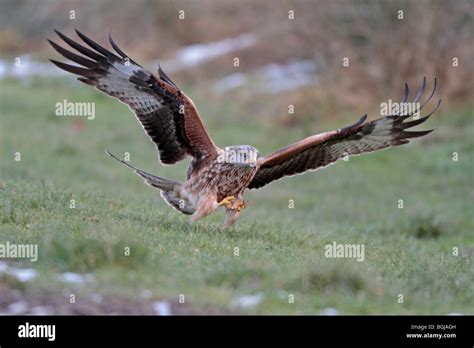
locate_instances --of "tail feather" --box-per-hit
[160,191,195,215]
[105,150,180,191]
[105,150,196,215]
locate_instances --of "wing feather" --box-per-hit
[249,79,440,189]
[49,29,219,166]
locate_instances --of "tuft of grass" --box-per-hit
[405,214,446,239]
[290,261,375,295]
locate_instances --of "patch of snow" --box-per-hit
[29,306,54,315]
[171,33,256,71]
[0,55,67,79]
[212,73,247,94]
[1,34,318,98]
[319,307,339,315]
[152,301,172,316]
[0,60,6,78]
[90,293,103,304]
[9,267,38,282]
[7,301,28,314]
[0,262,38,282]
[259,59,318,93]
[233,293,264,308]
[0,261,8,272]
[213,59,319,95]
[2,34,256,79]
[58,272,93,284]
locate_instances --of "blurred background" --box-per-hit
[0,0,472,120]
[0,0,473,315]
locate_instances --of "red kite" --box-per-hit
[49,30,441,227]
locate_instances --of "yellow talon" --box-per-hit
[219,195,235,209]
[236,200,246,212]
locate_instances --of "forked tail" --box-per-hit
[105,150,180,191]
[105,150,196,215]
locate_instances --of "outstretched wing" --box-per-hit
[248,78,441,189]
[49,29,219,166]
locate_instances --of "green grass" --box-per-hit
[1,77,473,314]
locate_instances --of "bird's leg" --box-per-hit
[235,199,246,212]
[222,196,246,228]
[223,209,241,228]
[189,196,218,224]
[218,195,235,209]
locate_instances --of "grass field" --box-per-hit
[0,77,473,314]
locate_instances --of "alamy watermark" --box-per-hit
[380,100,420,118]
[324,241,365,262]
[217,146,259,167]
[0,241,38,262]
[18,322,55,341]
[55,99,95,120]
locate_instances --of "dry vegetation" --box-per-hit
[1,0,472,114]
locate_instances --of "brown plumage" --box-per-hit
[49,30,441,227]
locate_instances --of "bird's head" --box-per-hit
[218,145,259,168]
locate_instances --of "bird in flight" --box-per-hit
[49,30,441,227]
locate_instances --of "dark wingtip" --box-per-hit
[74,28,91,43]
[431,77,437,95]
[413,76,427,104]
[339,113,367,134]
[49,59,95,77]
[425,98,442,117]
[54,29,73,44]
[402,129,434,139]
[354,114,367,127]
[49,59,66,71]
[398,82,409,106]
[75,28,122,61]
[77,77,95,86]
[108,32,114,45]
[108,32,126,58]
[351,113,367,127]
[48,39,65,55]
[157,64,178,88]
[49,58,62,66]
[54,29,68,39]
[421,129,435,137]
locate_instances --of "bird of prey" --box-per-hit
[49,30,441,227]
